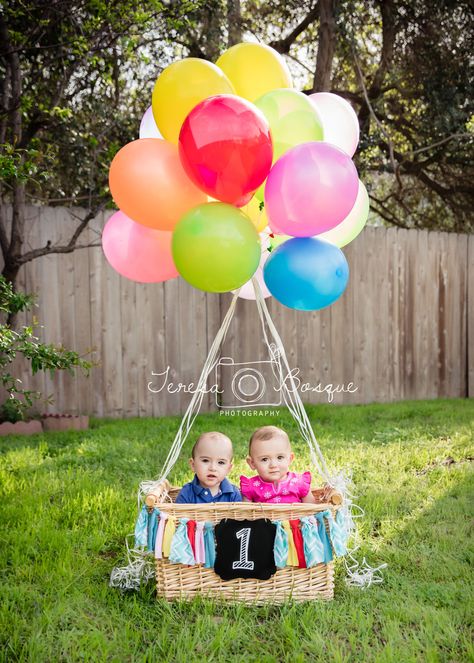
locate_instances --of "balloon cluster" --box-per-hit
[104,43,368,311]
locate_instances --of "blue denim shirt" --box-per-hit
[175,475,242,504]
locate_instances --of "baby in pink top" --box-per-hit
[240,425,316,504]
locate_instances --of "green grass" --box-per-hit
[1,399,473,662]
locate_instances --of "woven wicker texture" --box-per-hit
[153,487,340,603]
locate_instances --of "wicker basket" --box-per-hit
[152,486,341,604]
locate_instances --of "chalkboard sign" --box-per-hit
[214,518,277,581]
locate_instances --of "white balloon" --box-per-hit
[233,231,272,300]
[317,180,369,247]
[309,92,359,157]
[139,106,162,139]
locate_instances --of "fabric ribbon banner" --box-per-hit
[135,507,349,577]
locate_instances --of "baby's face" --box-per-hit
[190,436,233,491]
[247,435,294,483]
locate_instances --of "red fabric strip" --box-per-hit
[187,519,197,558]
[289,519,307,568]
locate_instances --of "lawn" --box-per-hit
[1,399,473,662]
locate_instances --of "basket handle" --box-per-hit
[144,479,171,507]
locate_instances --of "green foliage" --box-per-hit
[0,399,472,660]
[1,0,204,207]
[1,0,472,232]
[0,277,92,422]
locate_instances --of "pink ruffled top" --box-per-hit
[240,471,312,504]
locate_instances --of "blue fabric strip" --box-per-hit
[326,510,348,557]
[204,521,216,568]
[300,516,325,567]
[147,508,159,553]
[169,518,195,565]
[272,520,289,568]
[134,505,148,549]
[315,511,334,563]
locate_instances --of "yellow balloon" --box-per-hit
[216,43,292,102]
[241,196,268,232]
[152,58,235,143]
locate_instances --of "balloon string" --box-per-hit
[138,289,240,501]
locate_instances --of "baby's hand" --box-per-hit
[301,491,316,504]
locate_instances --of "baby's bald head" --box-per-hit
[192,431,233,460]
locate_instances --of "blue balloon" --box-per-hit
[263,237,349,311]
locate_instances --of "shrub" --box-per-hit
[0,276,93,422]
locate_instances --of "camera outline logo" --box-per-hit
[215,356,282,409]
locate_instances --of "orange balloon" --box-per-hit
[108,139,207,231]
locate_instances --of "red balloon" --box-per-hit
[178,95,273,206]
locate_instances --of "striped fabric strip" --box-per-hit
[272,520,289,568]
[134,505,148,549]
[336,509,350,547]
[301,516,325,567]
[314,511,334,563]
[169,517,196,565]
[325,510,348,557]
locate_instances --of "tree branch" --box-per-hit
[357,0,396,130]
[353,49,402,189]
[270,2,319,54]
[18,203,106,266]
[368,195,409,229]
[18,240,102,264]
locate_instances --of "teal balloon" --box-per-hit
[172,202,261,293]
[263,237,349,311]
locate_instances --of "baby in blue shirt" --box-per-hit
[176,431,242,504]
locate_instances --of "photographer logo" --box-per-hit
[216,357,282,409]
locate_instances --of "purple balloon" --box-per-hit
[264,141,359,237]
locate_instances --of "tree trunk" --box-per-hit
[313,0,336,92]
[227,0,242,46]
[0,9,25,305]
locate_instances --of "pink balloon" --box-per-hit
[309,93,359,157]
[139,106,162,139]
[265,142,359,237]
[102,211,178,283]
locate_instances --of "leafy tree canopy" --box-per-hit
[0,0,472,287]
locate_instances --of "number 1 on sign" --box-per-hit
[232,527,255,570]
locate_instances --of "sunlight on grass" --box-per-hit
[0,399,472,662]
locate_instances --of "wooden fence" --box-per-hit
[7,205,474,417]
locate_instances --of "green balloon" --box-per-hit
[255,88,324,161]
[254,88,324,202]
[172,202,261,293]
